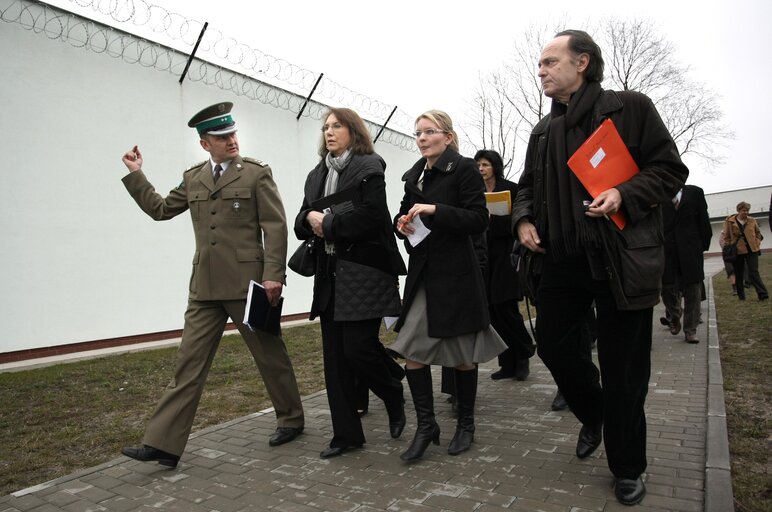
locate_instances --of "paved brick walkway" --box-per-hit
[1,259,732,511]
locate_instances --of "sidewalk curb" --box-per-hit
[704,272,735,512]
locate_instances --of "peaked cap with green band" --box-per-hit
[188,102,237,136]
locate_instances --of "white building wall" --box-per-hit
[0,12,418,353]
[704,185,771,253]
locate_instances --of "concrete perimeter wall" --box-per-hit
[0,4,418,354]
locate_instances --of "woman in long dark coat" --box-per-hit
[391,110,505,461]
[475,149,535,380]
[294,108,407,458]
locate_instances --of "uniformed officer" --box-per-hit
[119,102,305,468]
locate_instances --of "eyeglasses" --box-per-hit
[413,129,446,138]
[321,123,344,132]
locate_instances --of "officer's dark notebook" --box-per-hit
[244,280,283,336]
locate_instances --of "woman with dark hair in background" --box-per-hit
[475,149,535,381]
[294,108,407,458]
[391,110,505,461]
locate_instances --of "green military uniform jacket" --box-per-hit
[123,155,288,300]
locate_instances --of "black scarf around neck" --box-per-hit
[545,81,604,258]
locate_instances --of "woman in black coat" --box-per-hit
[294,108,407,458]
[390,110,505,461]
[475,149,535,381]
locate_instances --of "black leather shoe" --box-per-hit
[614,476,646,506]
[514,359,530,381]
[121,445,179,468]
[659,316,669,326]
[490,368,516,380]
[550,390,569,411]
[575,422,602,459]
[319,444,362,459]
[269,427,303,447]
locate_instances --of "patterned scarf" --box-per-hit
[323,148,353,197]
[321,149,353,254]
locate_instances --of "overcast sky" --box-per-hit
[49,0,771,196]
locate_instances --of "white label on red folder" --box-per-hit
[590,147,606,168]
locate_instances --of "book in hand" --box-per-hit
[243,280,283,336]
[567,118,639,230]
[484,190,511,216]
[311,186,356,215]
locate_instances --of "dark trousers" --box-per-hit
[492,299,535,371]
[354,346,405,412]
[662,279,702,335]
[536,255,652,479]
[319,312,403,448]
[734,252,768,300]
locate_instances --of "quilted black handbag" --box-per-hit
[288,239,316,277]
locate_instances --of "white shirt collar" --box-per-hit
[211,159,232,172]
[672,188,683,206]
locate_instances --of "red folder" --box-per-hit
[567,118,638,229]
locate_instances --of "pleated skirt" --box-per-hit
[390,284,507,366]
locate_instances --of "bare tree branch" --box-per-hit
[463,17,732,174]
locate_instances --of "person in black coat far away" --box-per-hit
[660,184,712,343]
[475,149,535,382]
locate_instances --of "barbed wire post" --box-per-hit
[374,106,398,143]
[179,21,208,84]
[296,73,323,120]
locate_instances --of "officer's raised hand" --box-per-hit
[122,145,143,172]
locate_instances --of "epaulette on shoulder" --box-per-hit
[185,161,207,173]
[243,157,268,167]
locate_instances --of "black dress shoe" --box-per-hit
[319,444,362,459]
[550,390,569,411]
[614,476,646,506]
[490,368,516,380]
[575,422,602,459]
[121,445,179,468]
[514,359,530,381]
[269,427,303,447]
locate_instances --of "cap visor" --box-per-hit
[205,126,238,136]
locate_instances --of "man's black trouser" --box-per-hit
[536,253,652,479]
[492,299,536,371]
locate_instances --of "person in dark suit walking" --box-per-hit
[661,185,712,343]
[391,110,506,461]
[119,102,304,468]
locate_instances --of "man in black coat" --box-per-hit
[512,30,688,506]
[661,185,712,343]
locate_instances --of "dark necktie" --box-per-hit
[213,164,223,183]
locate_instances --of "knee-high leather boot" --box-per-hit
[400,366,440,461]
[447,366,477,455]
